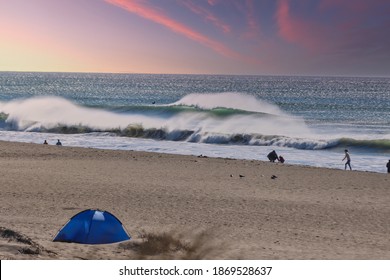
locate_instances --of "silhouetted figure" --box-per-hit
[56,139,62,146]
[278,155,285,163]
[43,140,48,145]
[387,160,390,173]
[267,150,278,162]
[342,149,352,170]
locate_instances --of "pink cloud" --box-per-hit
[274,0,390,67]
[105,0,240,59]
[319,0,390,54]
[181,0,231,34]
[207,0,219,6]
[242,0,261,40]
[275,0,329,52]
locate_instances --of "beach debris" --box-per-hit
[239,174,245,178]
[230,174,233,177]
[271,175,278,179]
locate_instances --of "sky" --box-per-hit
[1,0,389,76]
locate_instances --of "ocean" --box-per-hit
[0,72,389,173]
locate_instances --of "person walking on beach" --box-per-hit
[387,160,390,173]
[342,149,352,170]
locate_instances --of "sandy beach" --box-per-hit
[0,140,389,260]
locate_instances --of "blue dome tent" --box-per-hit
[53,209,130,244]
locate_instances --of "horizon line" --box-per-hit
[0,70,389,79]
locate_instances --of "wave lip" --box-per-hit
[170,92,286,116]
[0,96,164,131]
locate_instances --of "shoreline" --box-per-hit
[0,141,389,259]
[0,134,388,174]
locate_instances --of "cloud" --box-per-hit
[242,0,261,40]
[181,0,231,34]
[207,0,219,6]
[275,0,328,52]
[276,0,390,53]
[105,0,241,59]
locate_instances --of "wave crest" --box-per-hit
[2,95,387,152]
[0,95,309,136]
[170,92,285,115]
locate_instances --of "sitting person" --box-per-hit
[278,155,285,163]
[56,139,62,146]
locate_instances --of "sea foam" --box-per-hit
[0,94,388,153]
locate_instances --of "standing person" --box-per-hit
[56,139,62,146]
[387,160,390,173]
[342,149,352,170]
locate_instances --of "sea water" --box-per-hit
[0,72,389,173]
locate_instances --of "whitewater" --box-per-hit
[0,73,389,173]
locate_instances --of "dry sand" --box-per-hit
[0,140,389,260]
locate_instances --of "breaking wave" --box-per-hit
[0,94,389,152]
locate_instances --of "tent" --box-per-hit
[53,209,130,244]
